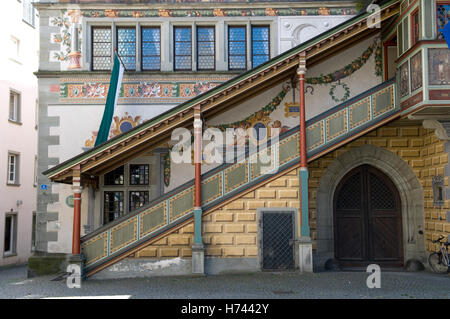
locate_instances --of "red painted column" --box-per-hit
[297,52,311,239]
[194,106,202,209]
[193,106,203,246]
[298,56,307,169]
[72,166,82,255]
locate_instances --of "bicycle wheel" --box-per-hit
[428,252,448,274]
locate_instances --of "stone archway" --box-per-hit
[315,144,426,270]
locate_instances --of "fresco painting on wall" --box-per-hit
[400,62,410,97]
[410,51,423,92]
[84,113,142,149]
[428,48,450,85]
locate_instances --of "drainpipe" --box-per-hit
[297,52,313,272]
[192,105,205,274]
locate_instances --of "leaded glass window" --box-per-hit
[142,27,161,71]
[411,10,420,46]
[252,26,270,67]
[92,27,112,71]
[104,191,124,223]
[117,27,136,70]
[437,3,450,39]
[104,166,124,186]
[129,191,149,212]
[197,26,215,70]
[130,164,149,185]
[174,27,192,71]
[228,26,246,70]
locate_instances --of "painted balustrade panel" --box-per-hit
[201,174,222,206]
[169,187,195,222]
[306,81,397,155]
[110,217,138,254]
[140,202,167,238]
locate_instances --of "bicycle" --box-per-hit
[428,235,450,274]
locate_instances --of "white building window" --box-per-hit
[23,0,36,27]
[7,153,19,185]
[4,214,17,256]
[9,36,20,63]
[9,91,21,123]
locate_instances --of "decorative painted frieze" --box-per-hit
[59,78,229,103]
[79,7,357,18]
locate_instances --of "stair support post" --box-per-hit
[72,166,82,255]
[297,53,313,273]
[192,106,205,274]
[70,165,85,278]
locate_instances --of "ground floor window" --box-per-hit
[4,214,17,256]
[129,191,149,211]
[104,191,124,223]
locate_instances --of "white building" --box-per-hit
[0,0,39,267]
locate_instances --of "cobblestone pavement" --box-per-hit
[0,265,448,299]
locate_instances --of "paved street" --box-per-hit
[0,265,448,299]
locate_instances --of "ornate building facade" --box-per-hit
[32,0,450,278]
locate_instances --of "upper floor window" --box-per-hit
[117,27,136,71]
[7,153,19,185]
[437,3,450,39]
[9,36,20,62]
[9,91,21,123]
[411,9,420,46]
[23,0,36,27]
[251,26,270,67]
[197,26,215,70]
[92,27,112,71]
[174,27,192,71]
[142,27,161,71]
[228,26,246,70]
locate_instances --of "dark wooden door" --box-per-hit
[333,165,403,267]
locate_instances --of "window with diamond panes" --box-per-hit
[174,27,192,71]
[197,26,215,70]
[104,191,124,223]
[228,26,247,70]
[104,166,124,186]
[117,27,136,70]
[252,26,270,67]
[92,27,112,71]
[129,191,149,211]
[437,3,450,39]
[130,164,149,185]
[141,27,161,71]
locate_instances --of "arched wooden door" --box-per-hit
[333,165,404,267]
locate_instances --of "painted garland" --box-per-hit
[306,40,382,85]
[329,82,351,103]
[163,153,171,187]
[214,84,290,131]
[374,41,383,77]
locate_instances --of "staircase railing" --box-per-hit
[81,78,398,276]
